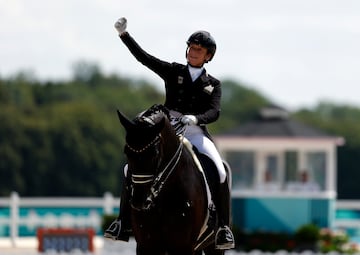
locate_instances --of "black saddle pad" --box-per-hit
[192,148,220,200]
[191,147,222,251]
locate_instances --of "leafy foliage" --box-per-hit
[1,62,360,197]
[0,64,163,196]
[233,224,359,253]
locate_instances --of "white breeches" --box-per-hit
[185,125,227,183]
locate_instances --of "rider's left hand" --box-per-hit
[181,115,198,125]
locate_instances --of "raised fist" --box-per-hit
[114,17,127,35]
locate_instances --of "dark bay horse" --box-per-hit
[117,105,224,255]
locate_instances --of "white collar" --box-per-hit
[188,65,204,82]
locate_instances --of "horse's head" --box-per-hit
[117,104,178,210]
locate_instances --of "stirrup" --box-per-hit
[104,220,121,240]
[215,226,235,250]
[104,220,130,242]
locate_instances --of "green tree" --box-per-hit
[1,63,360,198]
[210,79,270,133]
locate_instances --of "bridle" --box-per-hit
[126,118,187,211]
[126,135,161,154]
[126,134,162,185]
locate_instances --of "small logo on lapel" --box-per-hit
[178,76,184,84]
[203,84,214,94]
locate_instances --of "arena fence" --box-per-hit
[0,192,119,248]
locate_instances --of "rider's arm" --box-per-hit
[195,78,221,125]
[119,32,172,81]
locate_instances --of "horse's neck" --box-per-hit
[161,119,180,155]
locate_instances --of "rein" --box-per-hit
[142,136,184,210]
[130,125,187,211]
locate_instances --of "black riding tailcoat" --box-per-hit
[120,32,221,127]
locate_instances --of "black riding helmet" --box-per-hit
[186,30,216,62]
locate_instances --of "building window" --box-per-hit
[266,154,278,183]
[307,151,326,190]
[225,151,255,190]
[285,151,298,183]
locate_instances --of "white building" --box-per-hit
[215,105,344,232]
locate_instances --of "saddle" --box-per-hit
[181,137,220,250]
[139,104,221,203]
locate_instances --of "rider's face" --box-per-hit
[186,44,211,67]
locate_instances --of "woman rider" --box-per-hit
[104,17,235,250]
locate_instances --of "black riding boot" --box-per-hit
[104,176,131,241]
[214,178,235,250]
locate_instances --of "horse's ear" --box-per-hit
[117,110,135,131]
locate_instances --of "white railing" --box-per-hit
[2,191,360,249]
[0,191,119,247]
[335,200,360,231]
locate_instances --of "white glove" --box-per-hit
[181,115,198,125]
[114,17,127,35]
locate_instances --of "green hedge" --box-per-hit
[232,224,358,253]
[101,214,117,233]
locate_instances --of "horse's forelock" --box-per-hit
[124,105,174,153]
[139,114,162,126]
[125,115,164,149]
[135,110,166,127]
[136,105,169,124]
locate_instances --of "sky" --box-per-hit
[1,0,360,111]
